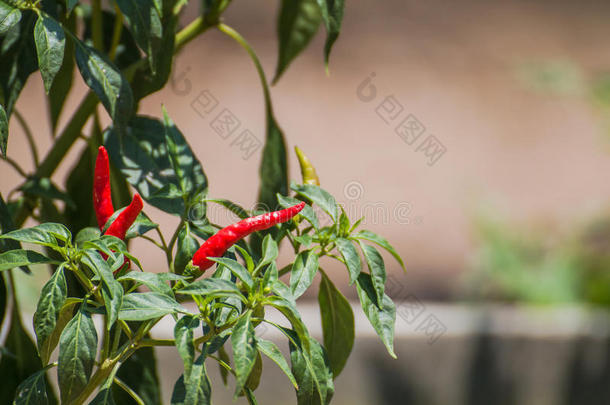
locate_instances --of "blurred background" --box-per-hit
[4,0,610,403]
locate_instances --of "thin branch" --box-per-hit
[13,109,39,165]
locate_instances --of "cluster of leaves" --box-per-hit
[0,0,406,403]
[0,176,402,404]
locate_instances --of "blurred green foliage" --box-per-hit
[466,211,610,306]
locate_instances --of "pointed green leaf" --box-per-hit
[254,235,278,273]
[74,38,133,126]
[0,1,21,34]
[13,365,53,405]
[290,250,319,299]
[211,257,254,291]
[277,194,318,229]
[82,250,123,329]
[289,333,334,405]
[174,315,200,378]
[318,271,354,377]
[174,226,199,276]
[316,0,344,67]
[34,14,65,93]
[274,0,321,83]
[118,271,183,297]
[115,0,162,73]
[359,243,386,305]
[119,292,187,321]
[58,307,98,403]
[335,238,361,284]
[231,311,257,393]
[257,338,298,389]
[177,278,246,302]
[353,230,405,270]
[33,265,67,364]
[356,273,396,358]
[291,183,337,222]
[0,250,55,271]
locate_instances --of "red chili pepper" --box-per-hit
[105,193,143,240]
[93,146,115,229]
[192,202,305,271]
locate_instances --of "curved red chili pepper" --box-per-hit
[93,147,144,273]
[93,146,115,229]
[192,202,305,271]
[105,193,143,240]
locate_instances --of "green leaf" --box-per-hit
[353,230,405,271]
[0,226,58,248]
[34,14,65,93]
[82,250,123,329]
[174,226,199,275]
[20,177,75,210]
[119,292,187,321]
[74,227,100,246]
[277,194,318,229]
[58,306,98,403]
[0,302,55,404]
[185,353,212,405]
[338,207,350,236]
[13,366,51,405]
[291,183,338,222]
[118,271,182,297]
[254,235,278,273]
[48,12,75,133]
[170,354,212,405]
[274,0,321,83]
[104,116,207,217]
[318,271,354,377]
[316,0,345,67]
[266,296,309,350]
[359,243,386,305]
[289,332,334,405]
[207,198,249,219]
[178,278,246,302]
[33,265,67,364]
[290,250,319,299]
[257,338,298,389]
[0,11,38,117]
[231,311,257,393]
[245,351,263,392]
[162,107,207,201]
[115,0,162,73]
[0,250,55,271]
[38,298,79,368]
[125,212,158,239]
[0,104,7,157]
[258,111,288,212]
[211,257,254,291]
[73,38,133,126]
[355,273,396,358]
[335,238,361,284]
[174,315,200,378]
[0,1,21,34]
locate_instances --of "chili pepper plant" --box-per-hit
[0,0,405,403]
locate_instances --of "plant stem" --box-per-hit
[108,4,123,60]
[13,109,39,166]
[114,376,146,405]
[1,156,27,178]
[174,16,215,54]
[91,0,104,51]
[138,338,175,347]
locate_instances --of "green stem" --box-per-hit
[114,376,146,405]
[174,16,215,54]
[91,0,104,51]
[138,338,175,347]
[13,109,39,165]
[1,156,27,178]
[217,23,273,112]
[108,4,123,60]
